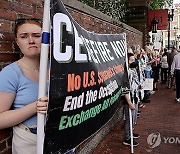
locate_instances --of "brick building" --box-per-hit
[162,6,180,49]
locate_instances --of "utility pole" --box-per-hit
[174,27,178,48]
[167,9,174,50]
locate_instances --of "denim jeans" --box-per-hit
[144,70,152,78]
[124,104,137,140]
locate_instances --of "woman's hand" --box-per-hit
[36,95,48,114]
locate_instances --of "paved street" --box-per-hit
[93,83,180,154]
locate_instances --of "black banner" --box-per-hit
[44,0,127,153]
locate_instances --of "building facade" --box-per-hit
[163,5,180,50]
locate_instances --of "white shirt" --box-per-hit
[161,55,168,68]
[144,55,152,71]
[171,53,180,75]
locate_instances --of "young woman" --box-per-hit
[161,50,169,84]
[151,51,160,90]
[0,18,48,154]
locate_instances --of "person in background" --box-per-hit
[122,52,140,147]
[151,50,160,90]
[171,50,180,102]
[167,46,178,89]
[142,46,155,103]
[137,49,146,108]
[128,47,134,54]
[161,48,169,84]
[132,49,142,124]
[139,49,146,71]
[144,46,154,79]
[0,18,49,154]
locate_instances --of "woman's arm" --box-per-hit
[0,92,37,130]
[125,93,135,110]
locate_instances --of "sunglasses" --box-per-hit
[15,18,42,25]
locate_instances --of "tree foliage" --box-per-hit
[78,0,173,22]
[78,0,127,22]
[150,0,173,10]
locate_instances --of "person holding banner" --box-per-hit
[0,18,49,154]
[122,53,140,147]
[137,49,146,108]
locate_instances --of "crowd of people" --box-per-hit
[0,17,179,153]
[122,45,180,147]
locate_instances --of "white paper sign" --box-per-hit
[143,78,154,90]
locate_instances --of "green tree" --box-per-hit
[150,0,173,10]
[78,0,127,22]
[78,0,173,21]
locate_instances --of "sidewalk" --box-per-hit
[93,83,180,154]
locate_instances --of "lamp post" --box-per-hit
[150,17,158,47]
[167,9,174,50]
[174,27,178,48]
[151,17,159,33]
[177,35,180,50]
